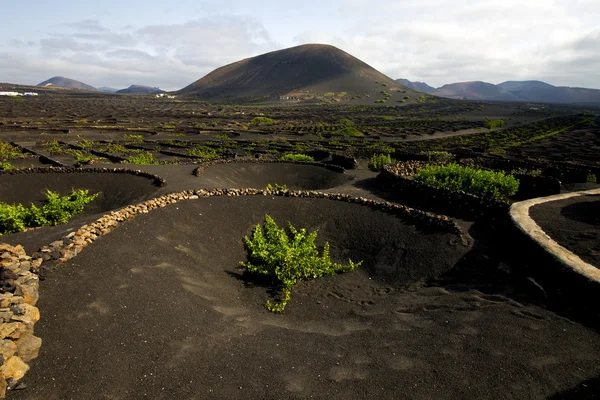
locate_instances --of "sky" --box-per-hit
[1,0,599,91]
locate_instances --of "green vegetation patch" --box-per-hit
[420,150,455,163]
[0,189,98,235]
[484,118,505,129]
[186,145,220,160]
[368,153,394,172]
[0,142,26,160]
[241,215,361,312]
[414,163,519,200]
[0,161,15,171]
[330,126,364,137]
[280,153,314,162]
[123,152,160,165]
[251,117,277,125]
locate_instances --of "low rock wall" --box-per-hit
[0,245,42,398]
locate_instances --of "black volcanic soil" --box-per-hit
[530,194,600,267]
[12,196,600,400]
[198,163,353,190]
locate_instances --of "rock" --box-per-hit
[0,309,14,323]
[10,304,39,330]
[0,322,22,339]
[0,294,13,309]
[30,258,43,272]
[0,340,16,360]
[14,276,39,306]
[0,356,29,382]
[0,269,18,281]
[15,334,41,362]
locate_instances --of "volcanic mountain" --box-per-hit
[396,79,436,93]
[37,76,98,91]
[178,44,419,102]
[116,85,165,94]
[432,81,517,101]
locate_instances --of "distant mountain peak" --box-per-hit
[37,76,97,91]
[178,44,421,103]
[116,85,165,94]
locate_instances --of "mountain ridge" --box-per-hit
[397,78,600,103]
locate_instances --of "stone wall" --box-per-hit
[0,245,42,397]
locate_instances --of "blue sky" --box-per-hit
[2,0,599,90]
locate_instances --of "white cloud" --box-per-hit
[1,1,599,89]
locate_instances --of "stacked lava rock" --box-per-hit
[0,244,42,398]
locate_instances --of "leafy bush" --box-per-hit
[420,150,454,163]
[123,134,144,143]
[368,153,393,171]
[265,183,288,191]
[241,215,361,312]
[330,126,364,137]
[251,117,277,125]
[414,163,519,200]
[0,161,15,171]
[511,167,542,177]
[187,146,220,160]
[484,118,505,129]
[588,173,597,184]
[123,152,160,165]
[280,153,314,162]
[0,142,25,159]
[0,189,98,235]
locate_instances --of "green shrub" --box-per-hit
[330,126,364,137]
[484,118,505,129]
[266,183,288,191]
[123,134,144,143]
[420,151,454,163]
[0,142,25,159]
[0,189,98,235]
[251,117,277,125]
[187,146,220,160]
[123,152,160,165]
[280,153,314,162]
[588,173,597,183]
[369,153,393,171]
[0,161,15,171]
[241,215,361,312]
[414,163,519,200]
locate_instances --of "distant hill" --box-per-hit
[116,85,166,94]
[395,78,600,103]
[178,44,420,103]
[497,81,600,103]
[396,79,436,93]
[98,87,119,93]
[37,76,97,91]
[433,81,517,101]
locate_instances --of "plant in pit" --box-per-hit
[241,215,361,312]
[265,183,288,191]
[414,163,519,201]
[0,189,99,235]
[368,153,394,171]
[280,153,314,162]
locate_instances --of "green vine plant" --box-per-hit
[0,189,99,235]
[265,183,288,191]
[241,215,362,312]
